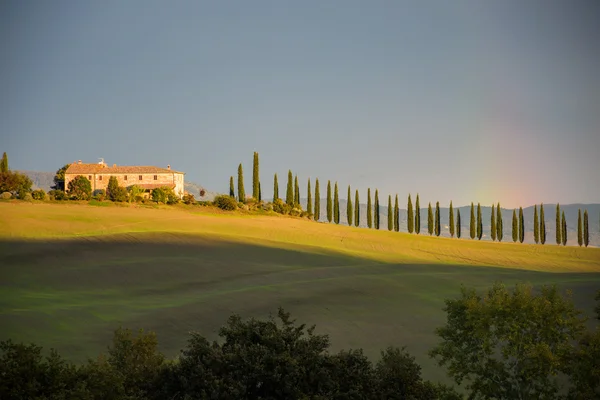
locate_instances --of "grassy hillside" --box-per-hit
[1,202,599,383]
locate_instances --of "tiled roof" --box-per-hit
[66,163,184,174]
[133,184,176,190]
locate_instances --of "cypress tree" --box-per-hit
[314,179,320,221]
[540,203,546,244]
[577,209,582,247]
[428,203,433,235]
[394,195,399,232]
[252,152,259,199]
[367,189,372,228]
[477,203,483,240]
[326,181,332,223]
[294,175,299,206]
[583,210,589,247]
[1,152,8,172]
[273,174,279,202]
[258,182,261,202]
[387,196,393,231]
[470,203,476,239]
[561,211,567,246]
[407,194,414,234]
[534,205,539,244]
[355,190,360,227]
[237,163,245,202]
[286,171,293,206]
[307,179,312,216]
[229,176,235,198]
[512,209,518,243]
[519,207,524,243]
[374,190,380,230]
[347,185,353,226]
[556,204,561,245]
[496,203,503,242]
[490,204,496,242]
[333,182,340,224]
[449,201,454,238]
[435,201,441,236]
[415,194,421,234]
[456,209,461,239]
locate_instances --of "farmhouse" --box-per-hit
[65,160,185,198]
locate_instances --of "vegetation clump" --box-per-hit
[213,194,238,211]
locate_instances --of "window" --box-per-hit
[124,175,127,181]
[99,176,102,181]
[139,175,142,180]
[88,175,92,180]
[154,175,157,180]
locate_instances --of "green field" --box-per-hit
[1,201,599,383]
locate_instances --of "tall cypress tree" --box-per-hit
[496,203,503,242]
[374,190,380,230]
[449,201,455,238]
[307,179,312,216]
[556,204,561,245]
[294,175,300,206]
[0,152,7,172]
[512,209,518,243]
[394,195,399,232]
[387,196,393,231]
[428,203,433,236]
[534,205,539,244]
[258,182,261,202]
[314,179,320,221]
[470,203,476,239]
[355,190,360,227]
[415,194,421,234]
[540,203,546,244]
[456,209,461,239]
[577,209,582,247]
[519,207,525,243]
[273,174,279,202]
[252,152,259,199]
[583,210,589,247]
[367,189,372,228]
[237,163,245,202]
[490,204,496,242]
[326,181,332,223]
[561,211,567,246]
[229,176,235,198]
[286,171,294,206]
[347,185,353,226]
[407,194,414,234]
[477,203,483,240]
[333,182,340,224]
[435,201,441,236]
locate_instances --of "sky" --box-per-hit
[1,0,599,208]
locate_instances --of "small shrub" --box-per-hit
[272,199,291,215]
[1,192,12,200]
[21,193,33,201]
[31,190,46,200]
[92,189,106,201]
[48,190,67,201]
[112,187,128,203]
[134,195,144,203]
[151,188,167,204]
[127,185,143,203]
[197,201,212,207]
[213,195,237,211]
[182,194,195,205]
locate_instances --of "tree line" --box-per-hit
[2,284,599,400]
[229,152,594,247]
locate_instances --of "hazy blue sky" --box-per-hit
[2,0,599,208]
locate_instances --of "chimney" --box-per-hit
[113,164,117,168]
[167,165,171,170]
[78,160,82,164]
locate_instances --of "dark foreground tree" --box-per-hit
[435,201,440,237]
[408,194,414,234]
[456,209,461,239]
[428,202,433,236]
[415,194,421,234]
[562,211,567,246]
[327,181,332,223]
[286,170,294,206]
[273,173,278,202]
[584,210,589,247]
[577,209,583,247]
[347,185,353,226]
[354,190,359,227]
[496,203,503,242]
[394,195,399,232]
[374,190,380,230]
[477,203,483,240]
[334,182,340,224]
[512,209,518,243]
[534,205,539,244]
[252,152,259,199]
[470,203,475,239]
[490,204,496,242]
[519,207,524,243]
[52,164,70,191]
[556,204,561,245]
[237,163,245,202]
[67,175,92,200]
[307,179,312,216]
[314,179,320,221]
[540,203,546,244]
[229,176,235,198]
[449,201,454,238]
[388,195,393,231]
[367,188,372,228]
[430,283,586,400]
